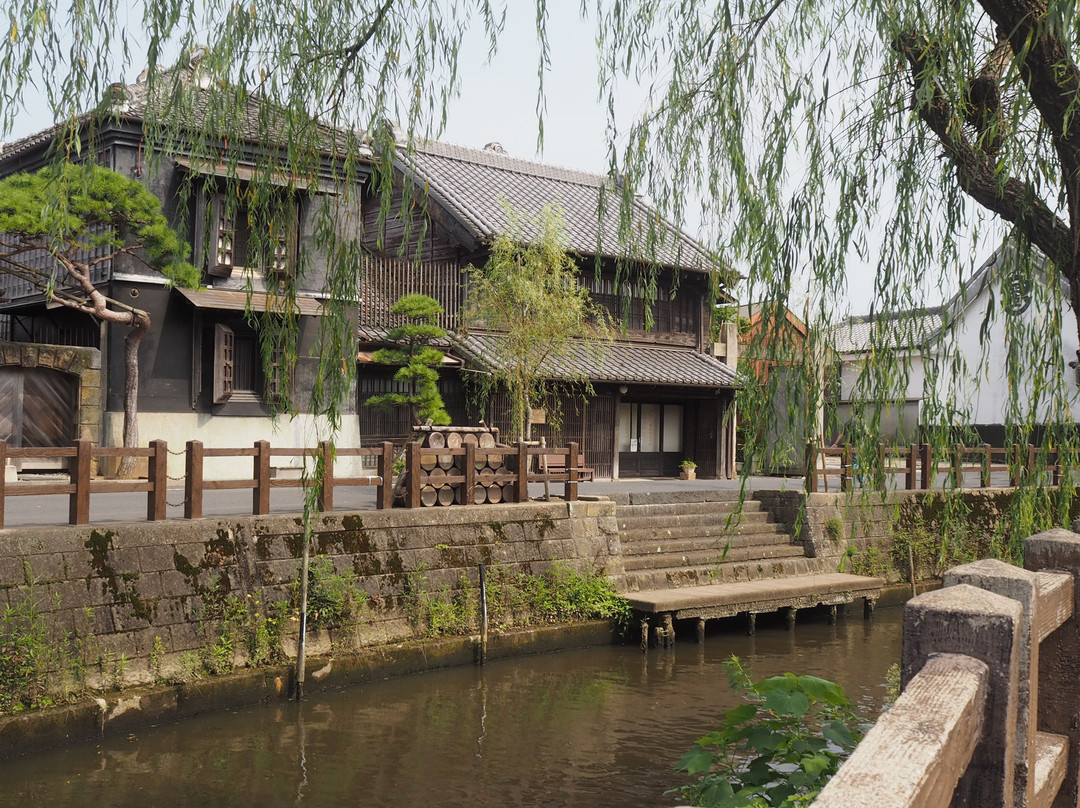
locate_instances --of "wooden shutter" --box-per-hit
[209,194,236,278]
[213,323,235,403]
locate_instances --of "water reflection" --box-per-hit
[2,606,901,808]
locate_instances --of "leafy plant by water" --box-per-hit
[672,656,862,807]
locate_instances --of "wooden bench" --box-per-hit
[543,453,595,481]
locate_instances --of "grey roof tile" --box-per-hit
[402,140,720,271]
[453,332,738,388]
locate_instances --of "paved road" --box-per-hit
[2,474,805,529]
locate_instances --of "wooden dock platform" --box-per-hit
[627,572,884,645]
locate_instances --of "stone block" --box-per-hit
[138,544,177,573]
[168,622,202,653]
[903,583,1022,808]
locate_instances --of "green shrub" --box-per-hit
[672,656,863,807]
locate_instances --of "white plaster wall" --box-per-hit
[928,281,1080,426]
[103,412,364,479]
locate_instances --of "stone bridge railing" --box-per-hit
[815,528,1080,808]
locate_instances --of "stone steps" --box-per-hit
[621,532,800,558]
[622,555,833,592]
[616,500,763,519]
[614,494,817,593]
[623,542,808,572]
[619,520,786,544]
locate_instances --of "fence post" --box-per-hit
[464,441,476,505]
[317,441,334,512]
[1024,529,1080,808]
[841,444,852,493]
[953,443,964,487]
[147,439,167,521]
[1053,449,1062,487]
[921,443,933,490]
[378,441,394,510]
[568,442,580,502]
[516,441,529,503]
[982,443,992,488]
[406,441,421,509]
[1011,444,1023,488]
[253,440,271,515]
[1029,445,1037,481]
[0,439,7,530]
[185,440,203,519]
[69,438,91,525]
[902,584,1022,806]
[805,440,818,494]
[907,444,917,490]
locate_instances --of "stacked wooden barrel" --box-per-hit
[415,426,512,506]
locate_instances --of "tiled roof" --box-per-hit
[830,308,944,354]
[1,65,361,166]
[400,140,721,272]
[452,332,739,388]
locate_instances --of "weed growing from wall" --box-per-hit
[297,557,365,630]
[407,562,631,638]
[0,569,70,713]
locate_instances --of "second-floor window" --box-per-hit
[198,188,299,280]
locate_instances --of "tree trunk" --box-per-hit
[115,317,148,479]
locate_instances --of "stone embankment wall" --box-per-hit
[755,488,1039,582]
[0,500,620,688]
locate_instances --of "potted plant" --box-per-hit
[679,459,697,480]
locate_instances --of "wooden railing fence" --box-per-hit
[806,442,1073,493]
[0,438,585,529]
[814,529,1080,807]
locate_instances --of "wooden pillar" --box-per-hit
[317,441,334,512]
[70,438,91,525]
[662,612,675,647]
[784,606,797,630]
[841,444,852,492]
[0,439,7,530]
[696,617,706,644]
[567,442,579,502]
[981,443,992,488]
[377,441,394,510]
[464,441,476,506]
[864,597,876,620]
[953,443,964,487]
[828,604,838,625]
[1011,444,1023,488]
[921,443,933,490]
[805,440,818,494]
[253,440,271,515]
[906,443,917,490]
[406,441,421,509]
[185,440,203,519]
[147,439,167,521]
[747,612,757,636]
[516,441,529,503]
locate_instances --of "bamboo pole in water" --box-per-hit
[479,563,488,665]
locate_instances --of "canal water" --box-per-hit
[3,607,902,807]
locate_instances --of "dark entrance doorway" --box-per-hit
[617,401,684,477]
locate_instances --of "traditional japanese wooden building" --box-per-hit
[358,140,740,479]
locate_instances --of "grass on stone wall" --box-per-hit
[406,562,631,638]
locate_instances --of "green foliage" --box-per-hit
[465,200,613,442]
[366,294,452,427]
[0,574,64,712]
[0,163,199,289]
[823,517,843,541]
[672,657,863,807]
[407,561,631,638]
[300,557,364,630]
